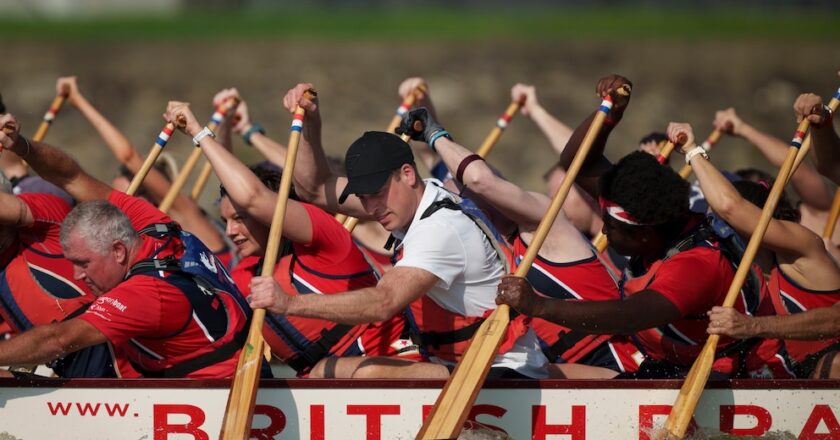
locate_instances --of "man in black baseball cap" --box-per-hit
[338,131,415,204]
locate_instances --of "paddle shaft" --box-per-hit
[219,92,313,439]
[475,100,522,158]
[126,123,176,196]
[159,98,239,212]
[417,89,629,440]
[32,94,67,142]
[662,119,809,439]
[385,84,427,133]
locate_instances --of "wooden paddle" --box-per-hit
[32,93,68,142]
[677,129,722,179]
[158,97,239,212]
[385,84,428,133]
[416,86,631,440]
[592,138,680,253]
[475,99,523,158]
[660,116,817,439]
[218,90,315,440]
[126,122,177,196]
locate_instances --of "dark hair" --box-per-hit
[734,167,772,183]
[600,151,691,235]
[219,163,295,200]
[732,179,801,223]
[0,93,5,114]
[639,132,668,145]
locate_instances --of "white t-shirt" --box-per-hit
[394,179,548,378]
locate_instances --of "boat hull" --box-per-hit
[0,378,837,439]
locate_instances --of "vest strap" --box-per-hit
[285,324,355,373]
[130,323,249,378]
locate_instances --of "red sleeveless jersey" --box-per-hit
[512,235,641,372]
[768,265,840,363]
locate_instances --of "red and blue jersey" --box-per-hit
[769,265,840,363]
[512,235,641,373]
[231,203,411,375]
[0,193,93,333]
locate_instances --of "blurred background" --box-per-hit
[2,0,839,209]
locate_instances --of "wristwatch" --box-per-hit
[192,126,216,146]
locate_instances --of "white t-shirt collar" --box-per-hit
[390,178,455,242]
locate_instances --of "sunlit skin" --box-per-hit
[63,231,135,296]
[219,195,268,259]
[356,165,421,232]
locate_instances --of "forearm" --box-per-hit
[558,111,614,197]
[811,123,840,184]
[741,124,832,208]
[72,94,141,167]
[194,132,273,222]
[690,153,750,226]
[0,193,32,226]
[749,306,840,340]
[249,132,287,168]
[286,286,400,325]
[290,116,333,201]
[11,139,83,191]
[740,124,791,166]
[0,324,71,366]
[532,297,653,336]
[528,105,573,155]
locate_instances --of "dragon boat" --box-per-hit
[0,377,838,438]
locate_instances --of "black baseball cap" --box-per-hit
[339,131,414,203]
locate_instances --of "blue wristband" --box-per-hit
[243,123,266,146]
[428,129,452,151]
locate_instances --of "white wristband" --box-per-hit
[685,146,709,164]
[192,126,216,146]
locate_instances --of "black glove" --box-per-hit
[396,107,448,147]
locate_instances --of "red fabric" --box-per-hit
[230,203,407,363]
[769,266,840,363]
[646,246,733,316]
[0,194,93,333]
[78,191,237,378]
[512,236,640,371]
[626,243,793,378]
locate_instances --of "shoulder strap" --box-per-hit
[129,325,249,378]
[285,324,356,373]
[420,198,512,273]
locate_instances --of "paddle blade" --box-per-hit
[660,336,718,439]
[416,305,511,440]
[220,309,267,440]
